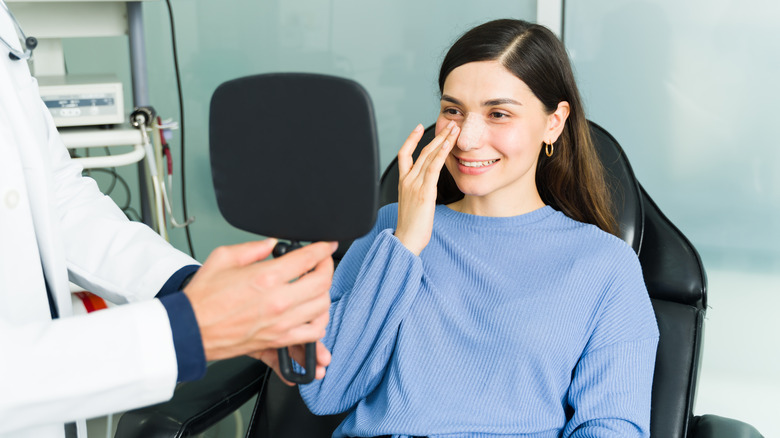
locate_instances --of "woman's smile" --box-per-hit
[455,157,500,175]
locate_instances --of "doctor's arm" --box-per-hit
[0,240,336,434]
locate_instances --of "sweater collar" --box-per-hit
[436,204,558,229]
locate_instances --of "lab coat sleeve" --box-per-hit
[0,18,196,432]
[0,300,179,434]
[44,102,198,303]
[300,205,425,415]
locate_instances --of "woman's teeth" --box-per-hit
[459,159,498,168]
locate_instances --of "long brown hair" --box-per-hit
[436,19,617,235]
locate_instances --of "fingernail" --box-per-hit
[414,124,423,132]
[451,125,460,135]
[330,241,339,252]
[447,120,455,128]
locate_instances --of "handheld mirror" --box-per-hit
[210,73,379,383]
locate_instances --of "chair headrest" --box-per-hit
[590,122,705,308]
[589,122,644,252]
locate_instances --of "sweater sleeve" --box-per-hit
[300,206,425,415]
[564,246,659,438]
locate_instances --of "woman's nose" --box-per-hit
[456,113,485,151]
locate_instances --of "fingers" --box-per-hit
[304,341,331,381]
[405,121,459,182]
[397,124,425,178]
[315,340,332,368]
[248,349,297,386]
[231,238,278,266]
[250,241,337,288]
[420,123,459,184]
[271,305,329,348]
[287,341,331,381]
[252,341,331,386]
[189,240,335,362]
[245,254,332,350]
[206,238,278,270]
[258,248,334,316]
[286,342,330,371]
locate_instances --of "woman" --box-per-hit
[299,19,659,438]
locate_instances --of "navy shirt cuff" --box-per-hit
[157,265,206,382]
[157,264,200,297]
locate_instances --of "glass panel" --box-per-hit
[565,0,780,273]
[136,0,536,255]
[565,1,779,435]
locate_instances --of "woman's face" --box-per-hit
[437,60,567,214]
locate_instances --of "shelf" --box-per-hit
[59,126,146,169]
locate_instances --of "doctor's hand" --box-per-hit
[394,122,459,256]
[183,239,336,361]
[249,341,332,385]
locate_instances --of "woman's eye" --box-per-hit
[443,108,461,116]
[490,112,508,119]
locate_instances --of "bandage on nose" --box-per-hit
[457,113,486,151]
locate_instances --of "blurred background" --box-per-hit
[12,0,777,435]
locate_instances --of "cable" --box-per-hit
[124,207,142,222]
[102,147,118,195]
[84,168,135,215]
[75,145,138,220]
[164,0,196,259]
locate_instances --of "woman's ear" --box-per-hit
[546,101,570,143]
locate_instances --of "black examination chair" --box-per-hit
[115,84,763,436]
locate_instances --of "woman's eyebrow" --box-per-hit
[440,95,522,107]
[441,95,463,105]
[483,98,522,107]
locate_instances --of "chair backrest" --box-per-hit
[589,122,707,438]
[250,121,708,438]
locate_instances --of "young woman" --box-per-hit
[298,19,659,438]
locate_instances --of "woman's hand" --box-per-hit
[394,122,459,255]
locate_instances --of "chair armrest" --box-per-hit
[115,356,270,438]
[692,414,764,438]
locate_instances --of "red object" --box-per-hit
[74,291,108,313]
[157,116,174,175]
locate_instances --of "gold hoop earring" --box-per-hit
[545,141,554,157]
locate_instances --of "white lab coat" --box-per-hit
[0,5,199,437]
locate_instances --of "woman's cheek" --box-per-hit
[435,116,449,136]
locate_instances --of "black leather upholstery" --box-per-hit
[650,299,704,437]
[638,186,707,308]
[115,356,268,438]
[693,415,764,438]
[245,374,347,438]
[114,120,763,437]
[591,123,707,437]
[589,122,644,252]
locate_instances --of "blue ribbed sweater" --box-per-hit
[300,204,659,438]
